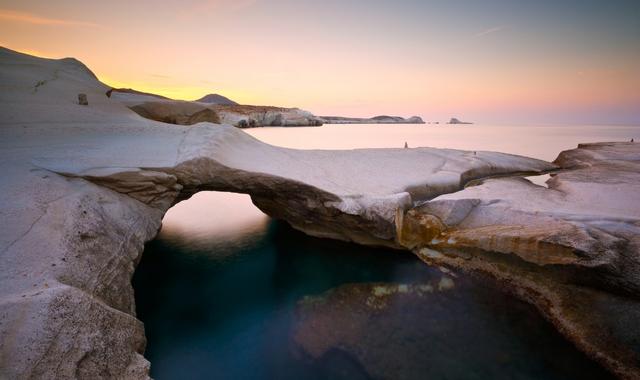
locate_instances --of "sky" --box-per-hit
[1,0,639,124]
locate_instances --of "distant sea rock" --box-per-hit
[448,117,472,124]
[321,115,425,124]
[195,93,238,106]
[406,116,425,124]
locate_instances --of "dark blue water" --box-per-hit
[133,207,612,379]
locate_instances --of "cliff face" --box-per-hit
[1,47,639,379]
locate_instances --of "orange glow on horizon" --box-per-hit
[1,1,638,123]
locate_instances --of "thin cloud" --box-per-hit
[0,9,100,28]
[475,25,508,37]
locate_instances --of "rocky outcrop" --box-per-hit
[1,47,639,379]
[396,141,640,379]
[320,115,425,124]
[213,104,323,127]
[111,88,322,128]
[405,116,424,123]
[0,47,554,378]
[129,101,221,125]
[126,100,322,128]
[448,117,472,124]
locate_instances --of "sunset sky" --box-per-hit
[1,0,639,124]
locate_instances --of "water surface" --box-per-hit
[248,123,638,160]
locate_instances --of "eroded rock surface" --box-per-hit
[397,141,640,378]
[0,47,554,379]
[1,46,638,379]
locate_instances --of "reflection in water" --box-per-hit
[158,192,269,256]
[133,125,632,379]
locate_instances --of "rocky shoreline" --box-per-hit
[320,115,425,124]
[1,47,639,379]
[110,89,428,128]
[110,89,324,128]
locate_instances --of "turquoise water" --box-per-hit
[132,124,634,379]
[133,205,612,379]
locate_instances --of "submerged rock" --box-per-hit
[293,280,613,380]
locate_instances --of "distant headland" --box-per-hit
[448,117,473,124]
[319,115,425,124]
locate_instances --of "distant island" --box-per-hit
[448,117,473,124]
[320,115,425,124]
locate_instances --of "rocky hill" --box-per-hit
[195,93,238,105]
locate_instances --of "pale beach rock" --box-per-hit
[0,46,552,379]
[1,45,637,379]
[398,141,640,379]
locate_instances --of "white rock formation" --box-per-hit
[1,46,637,379]
[398,141,640,379]
[111,88,323,127]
